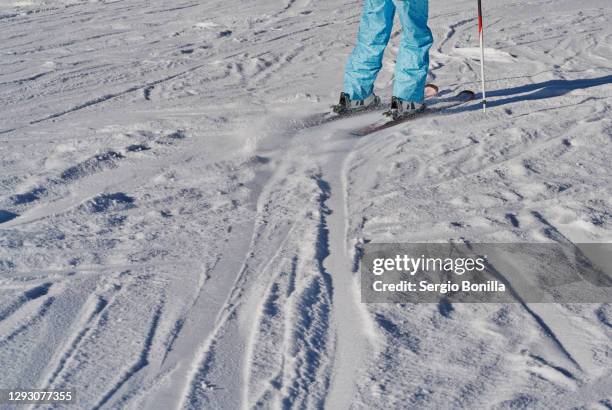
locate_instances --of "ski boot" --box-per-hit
[332,92,381,115]
[384,97,425,120]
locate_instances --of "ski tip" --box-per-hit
[425,83,439,98]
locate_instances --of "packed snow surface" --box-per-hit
[0,0,611,408]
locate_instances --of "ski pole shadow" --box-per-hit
[461,74,612,111]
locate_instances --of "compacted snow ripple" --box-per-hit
[0,0,611,408]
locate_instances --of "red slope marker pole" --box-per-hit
[477,0,487,112]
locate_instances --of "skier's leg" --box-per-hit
[343,0,395,101]
[392,0,433,102]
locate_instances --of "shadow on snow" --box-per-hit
[461,74,612,111]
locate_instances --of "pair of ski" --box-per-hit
[309,87,475,137]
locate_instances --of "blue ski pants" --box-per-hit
[343,0,433,102]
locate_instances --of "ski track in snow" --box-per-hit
[0,0,611,408]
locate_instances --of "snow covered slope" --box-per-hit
[0,0,611,408]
